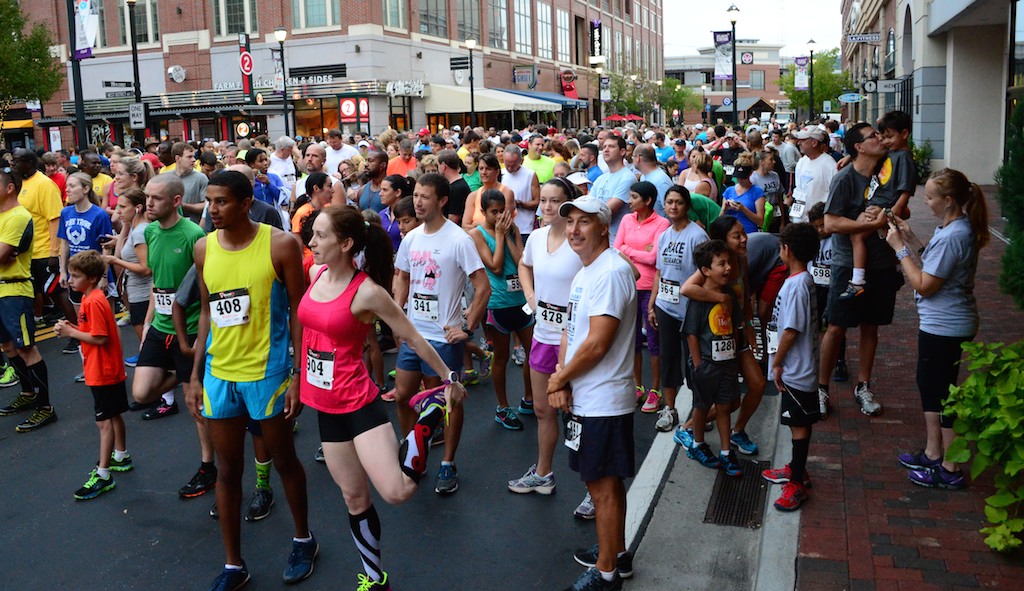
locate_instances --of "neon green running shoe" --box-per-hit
[74,469,116,500]
[0,365,18,388]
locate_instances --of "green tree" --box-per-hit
[0,0,63,137]
[604,73,702,122]
[995,103,1024,309]
[656,78,702,122]
[778,48,852,118]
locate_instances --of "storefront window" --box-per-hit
[294,99,339,141]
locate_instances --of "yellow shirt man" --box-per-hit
[17,173,62,260]
[0,205,35,299]
[92,172,113,201]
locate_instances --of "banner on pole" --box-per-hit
[713,31,733,81]
[599,76,611,102]
[794,56,809,91]
[74,0,98,60]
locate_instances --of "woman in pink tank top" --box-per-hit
[299,206,466,590]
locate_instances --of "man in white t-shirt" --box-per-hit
[501,145,540,243]
[547,197,637,590]
[290,143,343,207]
[268,136,297,193]
[394,173,490,496]
[323,128,358,177]
[787,126,836,223]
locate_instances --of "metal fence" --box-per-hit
[895,74,913,115]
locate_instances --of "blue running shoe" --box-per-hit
[730,431,759,455]
[282,534,318,584]
[673,427,694,450]
[719,452,743,477]
[435,463,459,495]
[208,562,250,591]
[686,443,720,469]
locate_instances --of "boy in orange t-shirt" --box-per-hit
[54,250,131,500]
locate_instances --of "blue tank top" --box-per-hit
[478,227,526,309]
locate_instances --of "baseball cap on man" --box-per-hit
[357,140,370,148]
[566,171,592,186]
[418,127,430,136]
[559,196,611,225]
[794,125,828,142]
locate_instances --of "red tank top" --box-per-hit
[298,268,378,413]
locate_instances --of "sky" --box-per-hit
[663,0,844,57]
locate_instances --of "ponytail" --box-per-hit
[323,207,396,294]
[965,182,990,249]
[360,219,396,295]
[929,168,990,249]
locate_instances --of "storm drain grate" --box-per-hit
[703,459,771,528]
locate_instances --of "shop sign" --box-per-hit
[387,80,425,98]
[340,97,369,124]
[560,69,578,100]
[513,66,538,90]
[235,122,250,137]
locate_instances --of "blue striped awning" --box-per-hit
[501,89,588,109]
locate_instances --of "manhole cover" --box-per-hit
[703,459,771,528]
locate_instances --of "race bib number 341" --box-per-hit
[411,293,439,322]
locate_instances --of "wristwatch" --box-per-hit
[443,370,460,385]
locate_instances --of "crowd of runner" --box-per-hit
[0,110,989,590]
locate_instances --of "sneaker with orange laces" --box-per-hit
[773,481,809,512]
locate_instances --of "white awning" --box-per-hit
[424,84,562,114]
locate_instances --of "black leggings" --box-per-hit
[916,330,971,428]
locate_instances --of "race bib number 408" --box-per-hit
[209,288,251,328]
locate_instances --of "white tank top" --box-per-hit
[502,166,537,236]
[683,174,716,202]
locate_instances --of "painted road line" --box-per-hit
[625,384,694,552]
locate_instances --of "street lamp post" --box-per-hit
[275,28,289,137]
[466,39,477,128]
[126,0,142,147]
[64,0,88,150]
[807,39,817,123]
[728,4,739,125]
[701,84,707,122]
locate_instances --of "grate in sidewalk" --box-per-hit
[703,459,771,529]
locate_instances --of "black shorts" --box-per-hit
[655,307,686,389]
[91,381,130,421]
[815,285,830,331]
[779,382,820,427]
[826,265,902,328]
[486,305,535,335]
[31,258,63,297]
[128,301,148,326]
[137,328,196,383]
[0,296,36,348]
[568,413,636,482]
[317,397,391,443]
[689,359,740,410]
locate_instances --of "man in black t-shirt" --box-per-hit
[819,123,900,418]
[438,150,470,225]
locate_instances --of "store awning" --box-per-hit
[0,119,34,131]
[425,85,562,114]
[500,89,588,109]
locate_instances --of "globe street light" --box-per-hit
[466,39,478,128]
[727,4,740,125]
[275,27,290,137]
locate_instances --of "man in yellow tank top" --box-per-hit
[185,171,316,590]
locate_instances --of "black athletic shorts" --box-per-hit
[568,413,636,482]
[31,258,63,296]
[779,382,820,427]
[91,381,130,421]
[689,359,740,410]
[137,327,196,383]
[128,301,148,326]
[826,265,902,328]
[317,397,391,443]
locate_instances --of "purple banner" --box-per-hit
[714,31,733,81]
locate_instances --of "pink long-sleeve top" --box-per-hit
[614,211,670,290]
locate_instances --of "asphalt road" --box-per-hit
[1,328,659,591]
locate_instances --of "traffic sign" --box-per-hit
[128,102,146,130]
[847,33,881,43]
[255,93,264,105]
[822,100,832,113]
[450,57,470,71]
[722,97,732,106]
[235,122,250,137]
[839,93,866,103]
[238,51,254,76]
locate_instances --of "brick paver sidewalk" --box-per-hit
[795,186,1024,590]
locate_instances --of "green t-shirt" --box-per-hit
[522,155,556,183]
[145,217,206,335]
[711,160,725,194]
[688,194,722,230]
